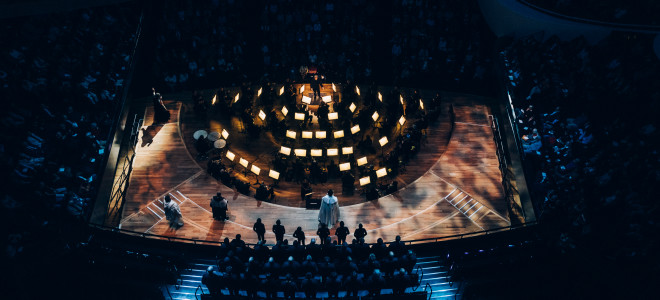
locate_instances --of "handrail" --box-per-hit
[425,282,432,300]
[195,285,204,300]
[516,0,660,32]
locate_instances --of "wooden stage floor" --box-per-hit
[119,89,509,244]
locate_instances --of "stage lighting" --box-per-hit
[258,110,266,120]
[302,96,311,104]
[379,136,389,146]
[357,156,368,166]
[300,85,305,93]
[302,131,313,139]
[221,129,229,139]
[257,87,262,97]
[333,130,345,138]
[351,125,360,134]
[226,150,236,161]
[399,95,404,105]
[339,162,351,171]
[378,92,383,102]
[356,85,360,96]
[311,149,322,157]
[342,147,353,155]
[268,170,280,180]
[286,130,297,139]
[212,94,217,105]
[376,168,387,178]
[294,149,307,157]
[328,112,338,120]
[327,148,338,156]
[349,103,356,113]
[419,99,424,110]
[359,176,371,186]
[295,112,305,120]
[251,165,261,175]
[332,83,336,92]
[372,111,379,122]
[322,95,332,103]
[234,93,240,103]
[280,146,292,156]
[398,116,406,126]
[281,106,289,116]
[239,158,249,168]
[315,131,327,139]
[279,86,284,96]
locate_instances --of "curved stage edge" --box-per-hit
[118,92,509,244]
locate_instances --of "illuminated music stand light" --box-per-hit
[333,130,345,139]
[226,150,236,161]
[239,158,249,168]
[399,95,404,105]
[300,85,305,94]
[351,125,360,134]
[376,168,387,178]
[332,83,337,93]
[322,95,332,103]
[221,129,229,139]
[281,106,289,116]
[315,131,327,139]
[286,130,297,139]
[212,94,217,105]
[379,136,389,146]
[356,85,360,96]
[234,93,240,103]
[349,103,356,113]
[279,86,284,96]
[251,165,261,176]
[295,112,306,120]
[419,99,425,110]
[302,96,312,104]
[372,111,379,122]
[294,149,307,157]
[378,92,383,102]
[357,156,368,166]
[302,131,313,139]
[359,176,371,186]
[311,149,323,157]
[339,162,351,171]
[327,148,338,156]
[342,147,353,155]
[258,110,267,121]
[268,170,280,180]
[328,112,338,120]
[280,146,292,156]
[398,116,406,126]
[257,87,262,97]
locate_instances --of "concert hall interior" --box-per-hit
[1,0,659,299]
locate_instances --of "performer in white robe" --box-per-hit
[318,189,340,228]
[163,195,183,227]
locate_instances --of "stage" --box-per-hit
[117,85,511,244]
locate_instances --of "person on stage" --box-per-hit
[253,218,266,241]
[210,192,228,220]
[163,195,183,227]
[311,74,323,101]
[152,87,170,123]
[318,189,340,228]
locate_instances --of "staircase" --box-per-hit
[415,255,460,300]
[162,255,460,299]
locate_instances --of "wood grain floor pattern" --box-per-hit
[120,94,510,244]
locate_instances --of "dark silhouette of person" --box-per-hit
[354,223,367,241]
[317,223,330,245]
[272,219,286,243]
[293,226,306,245]
[253,218,266,241]
[335,221,350,245]
[311,74,323,101]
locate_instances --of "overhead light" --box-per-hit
[212,94,217,105]
[359,176,371,186]
[342,147,353,155]
[372,111,379,122]
[349,103,356,113]
[378,92,382,102]
[279,146,292,155]
[279,86,284,96]
[339,162,351,171]
[257,87,262,97]
[315,131,326,139]
[332,83,336,92]
[286,130,297,139]
[300,85,305,94]
[322,95,332,103]
[258,110,266,120]
[311,149,322,157]
[376,168,387,178]
[379,136,389,146]
[250,165,261,175]
[239,158,249,168]
[357,156,368,166]
[295,112,305,120]
[225,150,236,161]
[294,149,307,157]
[328,112,338,120]
[221,129,229,139]
[327,148,338,156]
[333,130,344,138]
[302,131,313,139]
[398,116,406,126]
[268,170,280,180]
[302,96,311,104]
[281,106,288,116]
[234,93,240,103]
[351,125,360,134]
